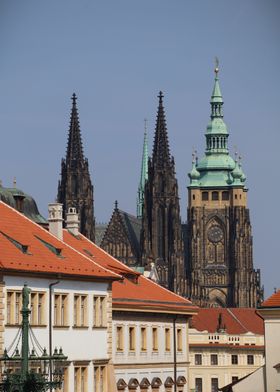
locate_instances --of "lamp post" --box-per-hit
[0,284,67,392]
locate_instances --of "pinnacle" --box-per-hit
[66,94,85,163]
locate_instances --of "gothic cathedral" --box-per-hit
[57,68,262,308]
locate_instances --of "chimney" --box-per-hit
[48,203,63,240]
[66,207,79,236]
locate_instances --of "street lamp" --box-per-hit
[0,284,67,392]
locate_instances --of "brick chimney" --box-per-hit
[48,203,63,240]
[66,207,79,236]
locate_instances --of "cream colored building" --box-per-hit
[188,308,264,392]
[220,290,280,392]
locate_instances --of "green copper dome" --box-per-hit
[188,66,247,189]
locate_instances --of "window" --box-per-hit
[141,327,147,351]
[94,365,107,392]
[6,291,22,325]
[116,326,124,351]
[195,378,202,392]
[211,378,218,392]
[222,191,229,200]
[152,327,158,351]
[192,194,195,200]
[74,295,88,327]
[54,294,68,326]
[56,367,69,392]
[93,296,107,327]
[202,192,208,201]
[231,354,238,365]
[165,328,171,352]
[74,366,87,392]
[247,355,254,365]
[177,328,182,351]
[30,292,45,325]
[195,354,202,365]
[129,327,135,351]
[232,376,238,383]
[212,191,219,201]
[211,354,218,365]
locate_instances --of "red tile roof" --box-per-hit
[0,202,120,281]
[63,231,197,314]
[191,308,264,335]
[261,290,280,308]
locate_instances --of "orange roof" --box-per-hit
[191,308,264,335]
[0,202,120,281]
[63,231,197,314]
[261,289,280,308]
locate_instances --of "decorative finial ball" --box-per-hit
[215,67,219,74]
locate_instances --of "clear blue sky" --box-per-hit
[0,1,279,297]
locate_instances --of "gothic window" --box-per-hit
[212,191,219,201]
[202,191,209,201]
[206,221,225,265]
[157,207,165,259]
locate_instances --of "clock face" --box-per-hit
[208,225,223,243]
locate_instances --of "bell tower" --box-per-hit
[187,66,261,307]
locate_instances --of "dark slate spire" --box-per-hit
[66,93,85,163]
[57,94,95,241]
[152,92,171,169]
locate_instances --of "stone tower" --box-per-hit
[136,121,149,219]
[57,94,95,241]
[141,92,186,295]
[187,67,261,307]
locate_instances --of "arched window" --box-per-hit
[202,191,209,201]
[222,191,229,200]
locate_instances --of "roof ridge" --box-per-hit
[77,231,140,276]
[0,202,121,280]
[226,308,248,333]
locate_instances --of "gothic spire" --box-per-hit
[137,120,148,218]
[66,93,84,163]
[152,91,171,168]
[211,63,224,119]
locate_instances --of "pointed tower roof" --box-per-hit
[137,120,149,218]
[66,93,85,163]
[152,92,171,168]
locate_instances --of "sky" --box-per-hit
[0,1,279,297]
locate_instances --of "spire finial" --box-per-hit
[13,177,16,188]
[144,118,148,134]
[215,56,219,76]
[114,200,118,210]
[71,93,77,105]
[158,91,164,102]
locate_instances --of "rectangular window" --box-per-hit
[141,327,147,351]
[231,354,238,365]
[152,327,158,351]
[129,327,135,351]
[56,367,69,392]
[74,366,87,392]
[93,296,107,327]
[94,365,107,392]
[54,294,68,326]
[165,328,171,352]
[212,191,219,201]
[74,295,88,327]
[222,191,229,200]
[202,192,209,201]
[247,354,254,365]
[116,326,123,351]
[195,378,202,392]
[211,354,218,365]
[195,354,202,365]
[7,290,46,326]
[211,378,218,392]
[177,328,183,351]
[6,291,22,325]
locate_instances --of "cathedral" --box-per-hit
[56,67,262,308]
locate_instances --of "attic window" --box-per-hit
[0,231,29,254]
[35,235,63,258]
[83,248,94,257]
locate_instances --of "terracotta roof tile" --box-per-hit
[63,231,197,314]
[191,308,264,335]
[261,290,280,308]
[0,202,119,280]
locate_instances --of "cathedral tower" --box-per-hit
[57,94,95,241]
[187,66,261,307]
[137,121,149,219]
[141,92,186,294]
